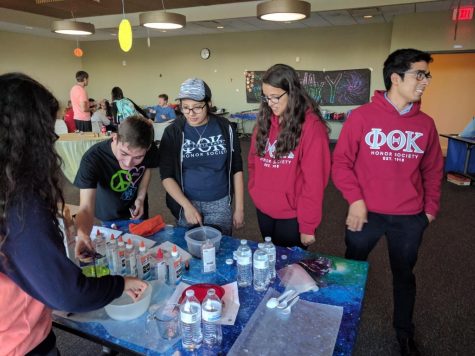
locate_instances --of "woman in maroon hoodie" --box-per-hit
[248,64,331,248]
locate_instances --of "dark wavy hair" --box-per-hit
[255,64,325,158]
[0,73,64,265]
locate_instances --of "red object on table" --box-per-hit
[178,283,225,304]
[129,214,166,236]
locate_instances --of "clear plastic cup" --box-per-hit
[164,224,174,236]
[156,304,181,340]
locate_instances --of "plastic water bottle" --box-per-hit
[236,240,252,287]
[253,243,269,292]
[264,236,276,282]
[137,241,151,281]
[202,289,222,347]
[201,239,216,274]
[167,245,183,285]
[106,234,119,275]
[125,238,137,277]
[93,229,109,277]
[117,236,126,275]
[180,290,203,351]
[153,248,168,283]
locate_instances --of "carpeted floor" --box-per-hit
[55,139,475,355]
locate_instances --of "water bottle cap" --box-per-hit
[226,258,234,265]
[156,248,163,259]
[110,234,115,241]
[186,290,194,297]
[265,236,272,242]
[258,243,265,248]
[240,239,247,245]
[281,254,288,260]
[207,289,216,296]
[139,241,146,251]
[127,238,133,245]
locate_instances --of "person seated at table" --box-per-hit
[88,98,97,113]
[111,86,148,125]
[146,94,176,123]
[0,72,148,356]
[91,99,115,132]
[159,78,244,236]
[74,115,159,257]
[63,99,76,132]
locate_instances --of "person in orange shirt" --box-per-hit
[0,73,148,356]
[70,70,92,132]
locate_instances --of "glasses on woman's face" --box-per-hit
[181,104,206,114]
[261,91,287,104]
[400,70,432,81]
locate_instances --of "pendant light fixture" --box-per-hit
[52,13,95,36]
[257,0,311,22]
[118,0,133,52]
[139,0,186,30]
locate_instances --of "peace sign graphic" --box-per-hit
[110,170,132,192]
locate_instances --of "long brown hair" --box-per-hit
[255,64,326,158]
[0,73,64,265]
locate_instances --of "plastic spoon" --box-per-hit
[266,289,295,309]
[276,290,298,309]
[281,296,300,314]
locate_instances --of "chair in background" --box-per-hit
[54,119,68,135]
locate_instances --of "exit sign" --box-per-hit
[452,6,474,21]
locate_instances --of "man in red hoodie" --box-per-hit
[332,48,443,356]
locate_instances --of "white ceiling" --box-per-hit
[0,0,473,41]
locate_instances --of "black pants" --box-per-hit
[256,209,306,249]
[74,119,92,132]
[26,329,60,356]
[345,211,428,338]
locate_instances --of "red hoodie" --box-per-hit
[248,110,330,235]
[332,90,443,217]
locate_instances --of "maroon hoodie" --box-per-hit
[332,90,443,217]
[248,110,330,235]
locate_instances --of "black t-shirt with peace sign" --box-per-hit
[74,139,159,221]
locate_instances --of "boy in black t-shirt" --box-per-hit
[74,116,159,257]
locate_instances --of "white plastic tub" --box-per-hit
[184,226,222,258]
[104,282,152,321]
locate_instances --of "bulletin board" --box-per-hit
[245,69,371,106]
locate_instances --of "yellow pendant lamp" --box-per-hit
[118,0,133,52]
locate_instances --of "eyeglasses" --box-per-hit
[261,91,287,104]
[400,70,432,81]
[181,104,206,114]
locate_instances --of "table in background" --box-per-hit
[55,133,109,183]
[153,122,172,141]
[53,225,368,355]
[229,111,257,136]
[440,134,475,179]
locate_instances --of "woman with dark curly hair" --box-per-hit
[0,73,147,355]
[248,64,331,248]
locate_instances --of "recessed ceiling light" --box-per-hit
[363,15,373,19]
[453,44,463,49]
[161,30,167,33]
[25,26,33,30]
[217,25,224,29]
